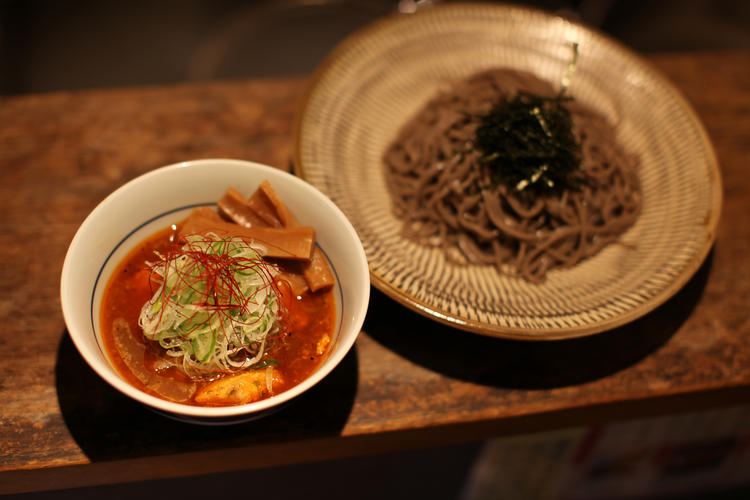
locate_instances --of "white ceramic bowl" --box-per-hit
[60,159,370,424]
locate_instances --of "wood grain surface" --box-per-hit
[1,51,749,494]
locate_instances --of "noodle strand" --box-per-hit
[383,69,641,283]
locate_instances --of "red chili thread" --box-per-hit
[151,236,287,355]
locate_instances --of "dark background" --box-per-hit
[1,0,749,96]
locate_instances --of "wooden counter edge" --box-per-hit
[3,383,748,495]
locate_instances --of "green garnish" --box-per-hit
[138,234,281,377]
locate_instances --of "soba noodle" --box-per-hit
[383,69,641,283]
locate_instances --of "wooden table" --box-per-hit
[1,50,749,495]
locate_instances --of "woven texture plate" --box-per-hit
[293,2,721,339]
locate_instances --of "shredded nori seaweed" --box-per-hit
[475,91,582,199]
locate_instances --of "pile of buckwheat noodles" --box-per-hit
[383,68,641,283]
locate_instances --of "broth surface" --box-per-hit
[100,224,336,406]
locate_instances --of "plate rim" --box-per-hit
[292,1,723,340]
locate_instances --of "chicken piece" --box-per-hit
[194,367,284,405]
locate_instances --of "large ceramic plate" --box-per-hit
[292,2,721,340]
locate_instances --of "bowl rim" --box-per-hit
[60,158,370,420]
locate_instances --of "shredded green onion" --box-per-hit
[138,233,280,377]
